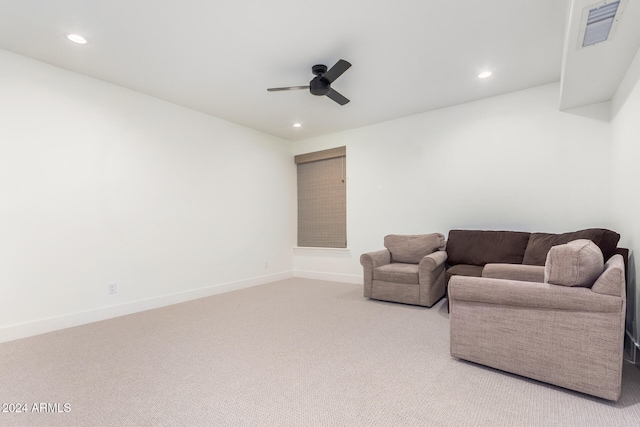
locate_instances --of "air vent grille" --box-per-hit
[582,0,621,47]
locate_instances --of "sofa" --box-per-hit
[360,233,447,307]
[449,239,627,401]
[445,228,626,288]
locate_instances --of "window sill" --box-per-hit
[293,247,351,257]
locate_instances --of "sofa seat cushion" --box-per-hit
[544,239,604,287]
[384,233,445,264]
[445,264,484,285]
[373,263,419,285]
[523,228,620,266]
[446,230,531,266]
[482,263,545,283]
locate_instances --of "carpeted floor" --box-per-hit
[1,278,640,426]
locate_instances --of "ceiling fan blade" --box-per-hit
[267,85,309,92]
[326,88,350,105]
[322,59,351,83]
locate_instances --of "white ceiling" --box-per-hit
[1,1,638,141]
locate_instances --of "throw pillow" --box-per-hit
[544,239,604,287]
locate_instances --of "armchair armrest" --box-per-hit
[482,263,544,282]
[360,249,391,269]
[419,250,448,271]
[360,249,391,298]
[418,250,448,306]
[449,276,622,313]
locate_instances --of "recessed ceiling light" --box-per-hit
[67,34,87,44]
[478,71,492,79]
[293,123,302,128]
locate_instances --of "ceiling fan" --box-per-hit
[267,59,352,105]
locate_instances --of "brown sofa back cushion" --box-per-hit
[522,228,620,266]
[446,230,531,266]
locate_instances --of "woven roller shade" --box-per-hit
[295,146,346,164]
[296,147,346,248]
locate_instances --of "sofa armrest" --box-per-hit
[482,263,544,282]
[449,276,622,313]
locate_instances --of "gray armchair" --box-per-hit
[360,233,447,307]
[449,239,626,401]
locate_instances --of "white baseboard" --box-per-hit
[0,271,293,344]
[294,270,363,284]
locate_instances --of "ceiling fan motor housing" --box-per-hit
[310,77,331,96]
[311,64,328,75]
[310,64,331,96]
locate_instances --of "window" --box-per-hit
[295,146,346,248]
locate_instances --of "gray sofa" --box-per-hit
[360,233,447,307]
[449,239,626,401]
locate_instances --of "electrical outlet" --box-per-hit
[108,283,117,294]
[265,261,269,269]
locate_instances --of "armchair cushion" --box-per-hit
[373,263,419,285]
[544,239,604,288]
[384,233,444,264]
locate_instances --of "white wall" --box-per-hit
[612,45,640,348]
[0,49,296,342]
[2,45,631,343]
[293,83,614,280]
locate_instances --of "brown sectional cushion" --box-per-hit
[384,233,445,264]
[544,240,604,287]
[522,228,620,266]
[446,230,531,266]
[445,264,484,285]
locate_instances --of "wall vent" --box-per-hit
[578,0,624,49]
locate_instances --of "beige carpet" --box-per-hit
[1,278,640,426]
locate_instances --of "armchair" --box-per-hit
[360,233,447,307]
[449,239,626,401]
